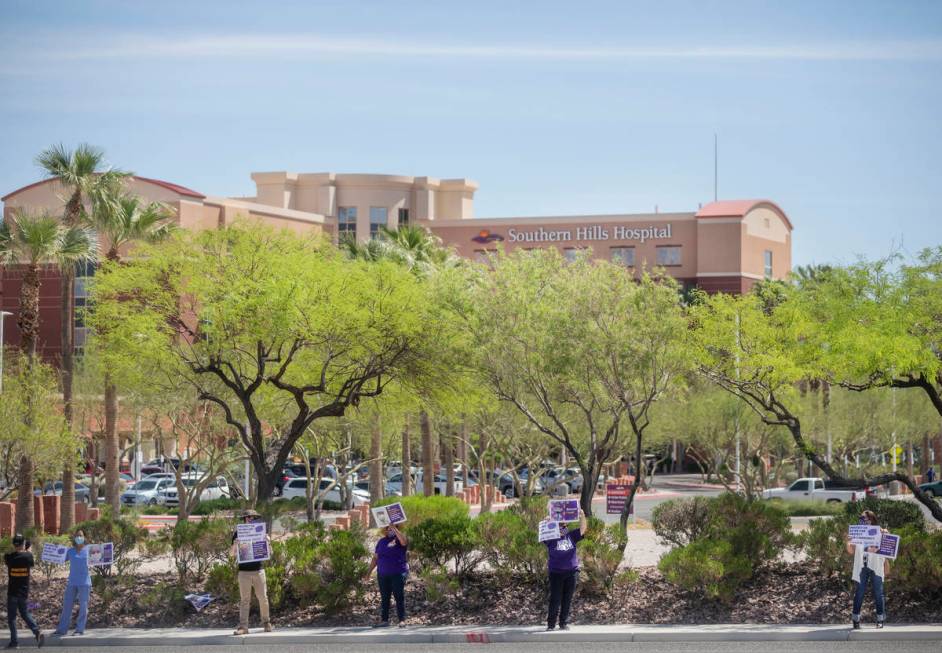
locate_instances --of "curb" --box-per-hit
[28,624,942,646]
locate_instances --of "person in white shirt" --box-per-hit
[844,510,888,629]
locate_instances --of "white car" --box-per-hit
[121,478,175,506]
[158,475,230,507]
[279,477,370,506]
[385,472,462,496]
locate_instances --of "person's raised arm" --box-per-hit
[579,509,588,536]
[390,524,408,546]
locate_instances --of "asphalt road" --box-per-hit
[54,642,942,653]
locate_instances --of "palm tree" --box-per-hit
[35,144,128,529]
[87,191,175,512]
[0,212,96,531]
[343,225,456,497]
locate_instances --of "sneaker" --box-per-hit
[72,631,83,636]
[559,625,571,631]
[398,622,406,629]
[876,622,884,629]
[233,627,249,636]
[5,642,18,650]
[852,621,860,630]
[35,633,44,648]
[263,623,273,633]
[371,622,390,628]
[545,625,556,631]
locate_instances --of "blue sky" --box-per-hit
[1,1,941,267]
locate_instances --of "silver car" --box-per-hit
[121,478,174,506]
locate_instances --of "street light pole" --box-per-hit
[734,311,742,493]
[0,310,12,394]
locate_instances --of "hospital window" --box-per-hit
[337,207,357,242]
[370,207,388,238]
[398,208,409,228]
[656,246,682,266]
[764,250,773,279]
[610,247,635,267]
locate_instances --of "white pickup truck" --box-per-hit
[762,477,867,503]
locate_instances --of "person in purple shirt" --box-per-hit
[544,508,588,631]
[364,523,409,628]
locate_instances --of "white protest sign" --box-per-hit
[538,519,561,543]
[848,525,882,548]
[40,543,68,565]
[237,522,267,541]
[236,522,270,564]
[372,502,407,528]
[87,542,114,567]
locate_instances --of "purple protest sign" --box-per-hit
[383,502,408,524]
[548,499,579,522]
[877,533,899,560]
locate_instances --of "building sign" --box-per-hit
[505,224,672,244]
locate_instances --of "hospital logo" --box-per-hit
[471,229,504,244]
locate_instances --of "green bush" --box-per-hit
[658,539,752,603]
[160,518,233,583]
[408,513,481,579]
[578,519,628,596]
[843,498,925,531]
[886,525,942,595]
[475,509,545,584]
[798,514,854,577]
[75,513,148,576]
[374,495,469,528]
[191,497,245,516]
[708,493,791,566]
[205,561,239,602]
[769,499,844,517]
[651,496,712,546]
[138,581,188,623]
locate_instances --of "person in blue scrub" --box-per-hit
[54,530,92,636]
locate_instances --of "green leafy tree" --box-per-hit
[89,223,459,502]
[34,143,129,530]
[459,249,691,523]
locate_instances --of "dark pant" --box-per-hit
[7,595,39,644]
[547,570,578,628]
[377,573,406,623]
[853,568,886,622]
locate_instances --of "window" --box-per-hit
[563,247,581,263]
[611,247,635,267]
[74,261,96,354]
[337,206,357,241]
[764,250,773,279]
[369,207,388,238]
[790,480,810,492]
[656,246,682,266]
[398,208,409,228]
[813,479,824,490]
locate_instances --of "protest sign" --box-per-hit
[538,519,561,543]
[237,522,266,540]
[848,525,882,548]
[40,542,68,565]
[184,593,215,612]
[548,499,579,522]
[606,483,633,515]
[236,522,270,564]
[877,533,899,560]
[87,542,114,567]
[372,502,407,528]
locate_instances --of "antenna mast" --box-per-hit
[713,132,718,202]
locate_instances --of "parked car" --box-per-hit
[761,477,867,503]
[158,475,230,507]
[385,472,462,496]
[120,478,175,506]
[35,482,92,504]
[278,477,370,506]
[498,468,545,498]
[918,479,942,498]
[141,472,176,481]
[272,467,300,497]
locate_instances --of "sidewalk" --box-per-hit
[20,624,942,646]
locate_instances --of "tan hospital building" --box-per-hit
[2,169,792,359]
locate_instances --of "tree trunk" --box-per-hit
[460,421,470,488]
[420,411,434,496]
[60,264,76,531]
[369,414,384,504]
[17,265,40,356]
[444,431,455,496]
[14,456,34,532]
[620,432,645,529]
[479,429,491,513]
[401,418,412,497]
[104,378,121,513]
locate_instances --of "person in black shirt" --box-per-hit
[5,534,44,649]
[230,510,271,635]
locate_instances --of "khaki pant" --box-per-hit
[237,570,270,628]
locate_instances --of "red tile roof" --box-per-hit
[696,199,792,230]
[2,175,204,202]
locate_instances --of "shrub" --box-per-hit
[475,509,545,584]
[798,514,854,577]
[578,519,628,596]
[651,496,712,547]
[843,498,925,531]
[886,525,942,595]
[374,495,469,529]
[160,518,233,583]
[74,513,148,576]
[408,513,481,579]
[192,497,245,516]
[769,499,844,517]
[658,539,752,603]
[138,581,188,623]
[707,493,790,566]
[205,562,239,602]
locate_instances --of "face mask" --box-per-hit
[858,517,869,525]
[74,537,85,546]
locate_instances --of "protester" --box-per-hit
[544,508,588,631]
[927,466,936,483]
[845,509,888,629]
[364,523,409,628]
[231,510,272,635]
[54,530,91,636]
[5,534,44,649]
